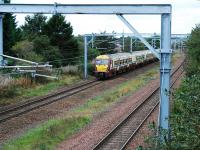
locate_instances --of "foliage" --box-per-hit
[3,0,21,56]
[21,14,47,40]
[139,25,200,150]
[185,24,200,76]
[140,75,200,150]
[32,35,62,67]
[43,14,80,65]
[3,14,17,56]
[93,32,117,54]
[88,48,101,61]
[11,40,43,62]
[169,75,200,149]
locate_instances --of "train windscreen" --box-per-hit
[96,59,109,65]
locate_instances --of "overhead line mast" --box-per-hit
[0,3,172,140]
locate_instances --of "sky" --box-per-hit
[10,0,200,35]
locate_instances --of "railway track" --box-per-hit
[93,61,184,150]
[0,80,102,123]
[0,62,159,124]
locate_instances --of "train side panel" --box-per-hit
[94,50,157,79]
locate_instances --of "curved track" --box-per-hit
[93,61,184,150]
[0,80,102,123]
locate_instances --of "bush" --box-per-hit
[139,24,200,149]
[169,75,200,149]
[87,63,95,75]
[33,35,62,67]
[186,24,200,76]
[12,40,43,62]
[140,74,200,150]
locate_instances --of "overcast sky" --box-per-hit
[11,0,200,35]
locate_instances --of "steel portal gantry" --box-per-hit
[0,3,172,140]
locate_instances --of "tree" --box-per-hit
[3,0,21,56]
[12,40,43,62]
[186,24,200,76]
[21,14,47,40]
[94,33,117,54]
[43,14,80,65]
[33,35,62,67]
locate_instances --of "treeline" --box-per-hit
[4,13,81,67]
[139,24,200,150]
[3,0,160,69]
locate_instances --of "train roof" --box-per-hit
[95,50,153,60]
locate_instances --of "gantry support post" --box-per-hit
[0,15,3,66]
[159,13,172,139]
[84,35,88,79]
[130,37,132,53]
[122,30,124,52]
[0,0,3,66]
[91,35,94,49]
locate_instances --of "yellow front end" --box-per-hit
[96,64,108,72]
[95,55,110,73]
[95,55,110,78]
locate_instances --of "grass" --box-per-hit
[0,75,81,106]
[22,75,80,98]
[75,69,158,115]
[2,66,159,150]
[3,116,91,150]
[172,52,183,65]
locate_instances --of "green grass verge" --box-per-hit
[22,75,80,98]
[75,68,158,115]
[3,116,91,150]
[2,67,158,150]
[0,75,81,106]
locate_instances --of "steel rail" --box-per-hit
[93,61,184,150]
[0,61,159,123]
[0,80,102,123]
[121,64,184,149]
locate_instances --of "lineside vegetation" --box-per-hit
[2,66,159,150]
[137,24,200,150]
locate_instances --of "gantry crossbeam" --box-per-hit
[0,4,171,14]
[0,3,172,140]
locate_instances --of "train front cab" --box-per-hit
[95,55,111,79]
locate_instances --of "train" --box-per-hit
[94,50,158,78]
